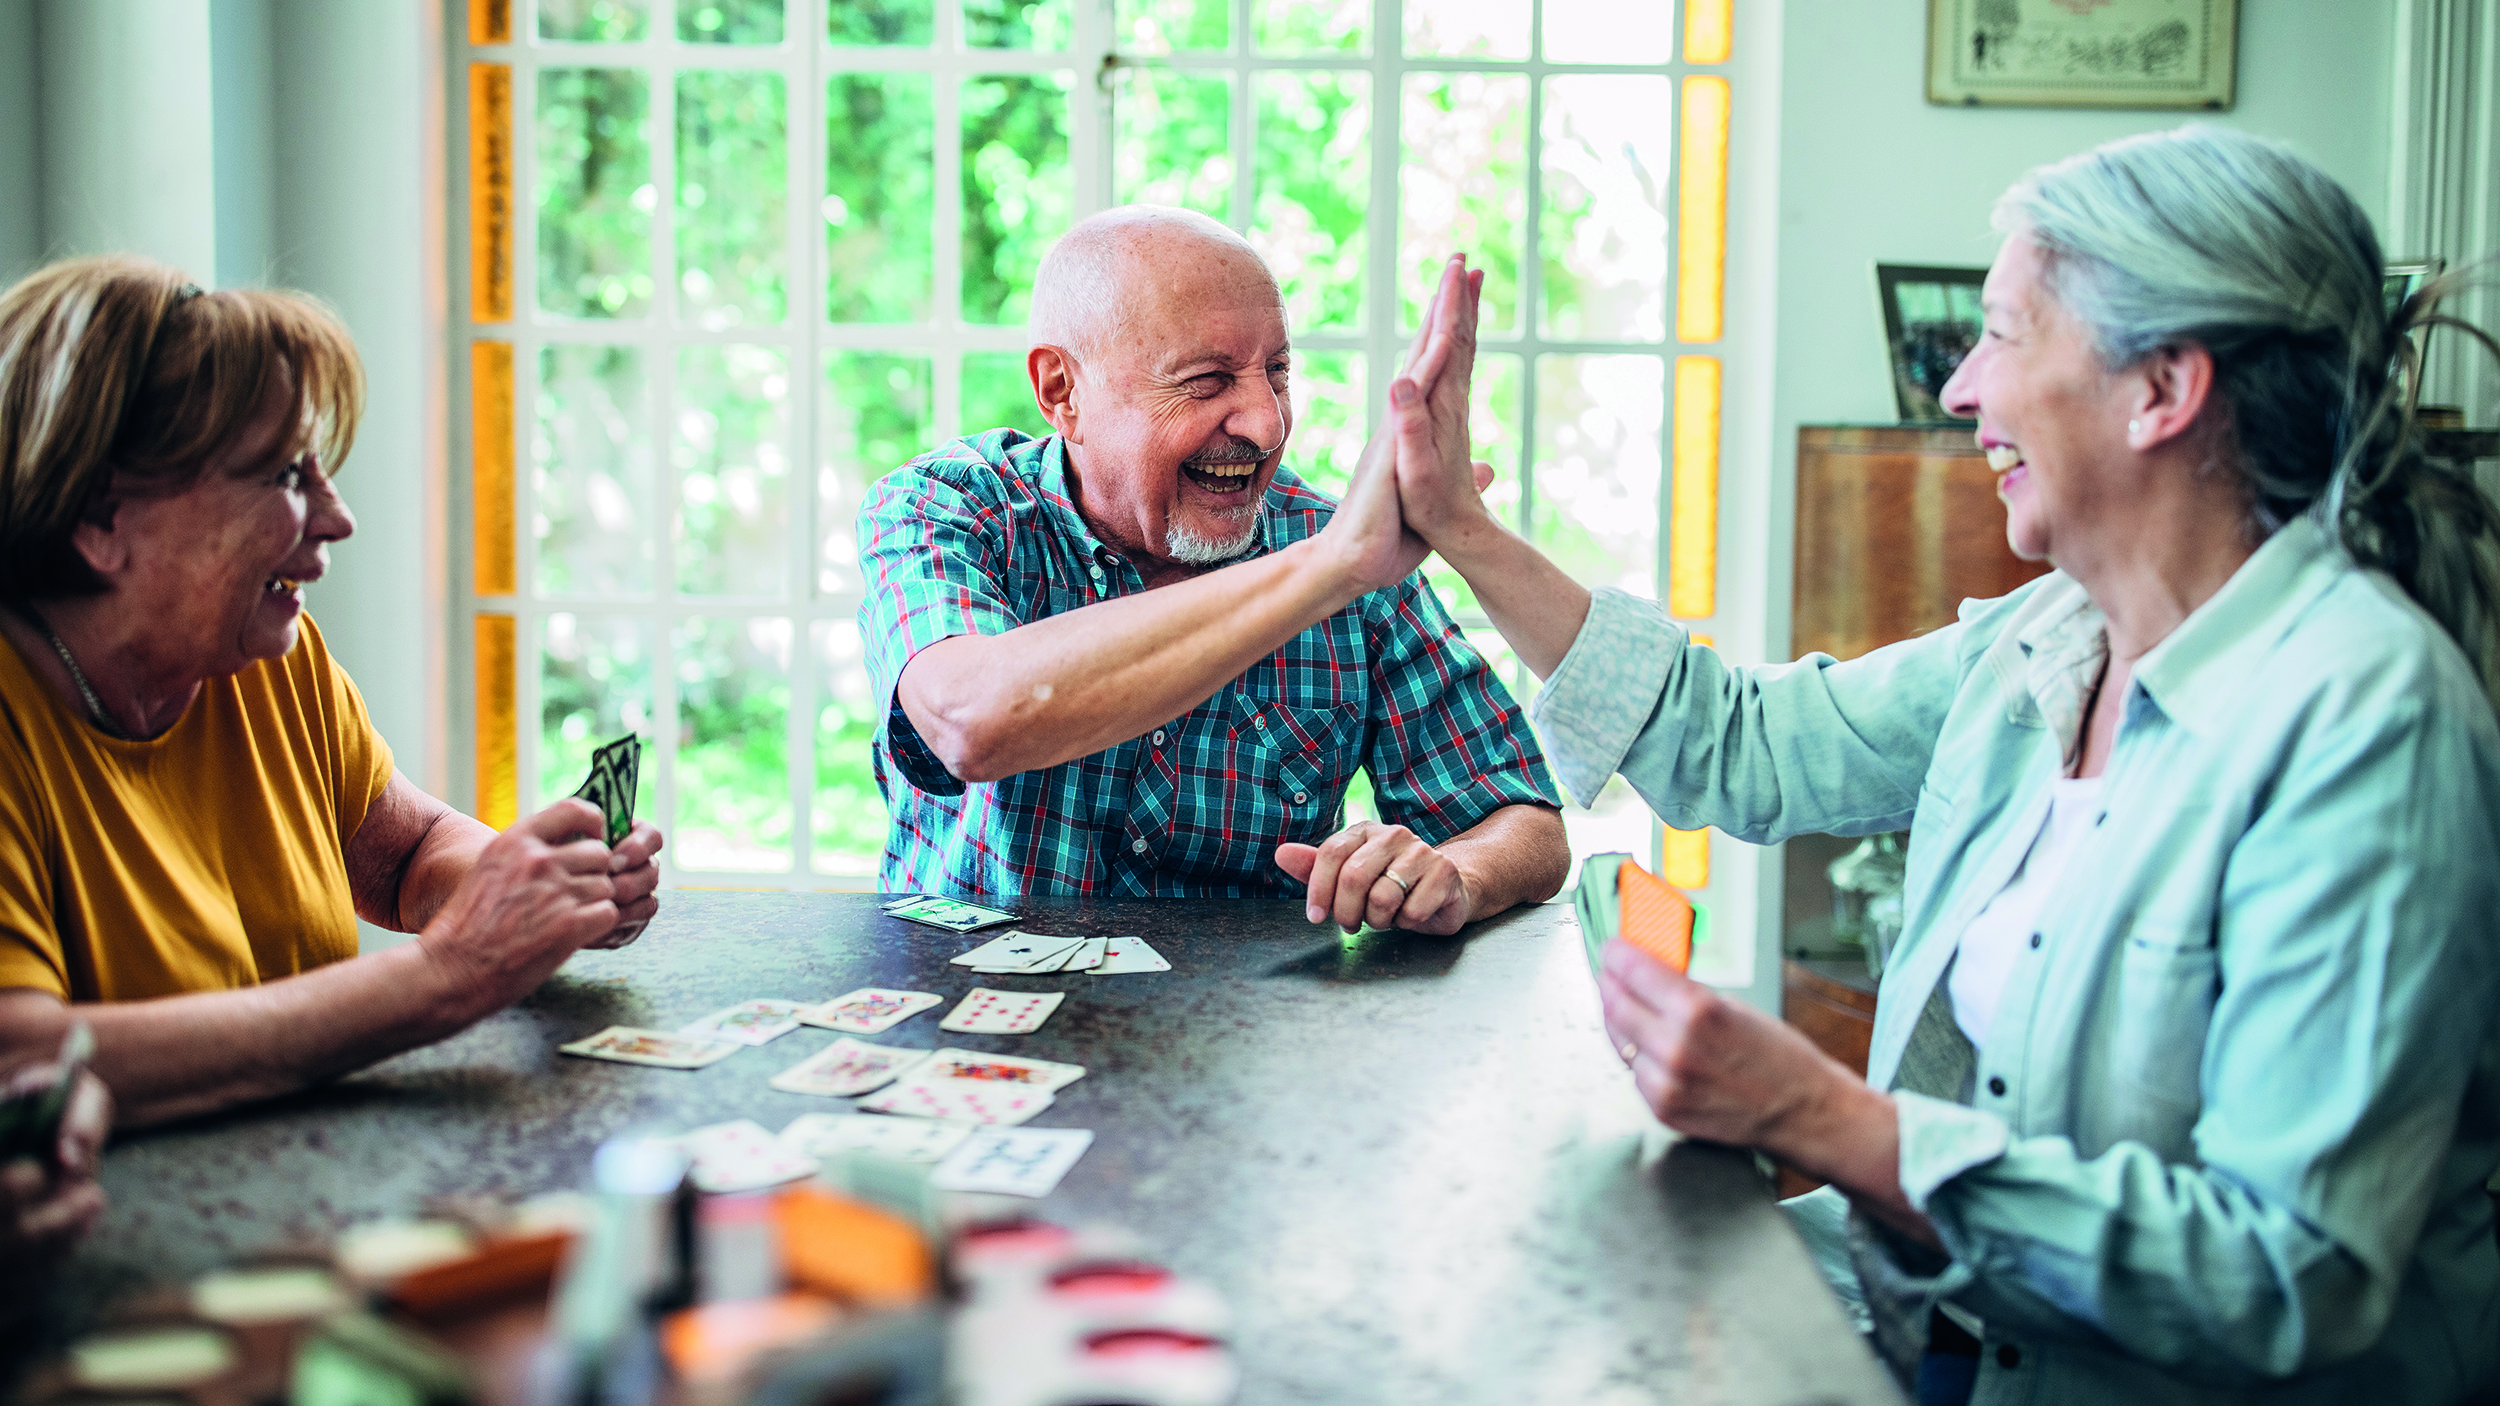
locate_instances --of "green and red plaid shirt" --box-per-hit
[857,429,1560,899]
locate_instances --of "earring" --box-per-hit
[2127,419,2141,436]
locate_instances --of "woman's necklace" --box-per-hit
[8,602,128,739]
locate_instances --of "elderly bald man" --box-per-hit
[855,208,1568,931]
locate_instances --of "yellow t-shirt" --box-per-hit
[0,614,394,1001]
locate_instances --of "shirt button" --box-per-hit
[1987,1076,2008,1097]
[1293,791,1309,804]
[2029,932,2042,950]
[1089,564,1105,579]
[1151,729,1166,746]
[1130,838,1147,854]
[1996,1345,2021,1369]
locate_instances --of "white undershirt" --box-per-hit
[1949,774,2104,1049]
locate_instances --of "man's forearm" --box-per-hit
[1440,802,1572,920]
[900,536,1366,783]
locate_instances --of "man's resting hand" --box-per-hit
[1276,820,1478,936]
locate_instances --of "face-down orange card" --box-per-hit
[1615,862,1694,974]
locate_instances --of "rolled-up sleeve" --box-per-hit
[856,454,1029,797]
[1529,587,1982,842]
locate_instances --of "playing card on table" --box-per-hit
[1052,937,1108,973]
[675,1119,818,1193]
[858,1077,1053,1125]
[939,988,1066,1035]
[679,999,810,1046]
[915,1047,1085,1092]
[1091,935,1172,975]
[952,931,1082,974]
[559,1026,739,1069]
[930,1128,1095,1198]
[802,988,943,1035]
[779,1113,973,1164]
[889,896,1019,933]
[767,1038,930,1098]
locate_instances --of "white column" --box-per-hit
[2388,0,2500,427]
[36,0,220,281]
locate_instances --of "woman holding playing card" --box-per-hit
[1362,130,2500,1402]
[0,257,666,1128]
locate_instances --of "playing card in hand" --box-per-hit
[679,999,810,1046]
[767,1038,930,1098]
[675,1119,818,1193]
[571,733,643,845]
[929,1127,1095,1198]
[802,988,943,1035]
[858,1077,1053,1125]
[779,1112,973,1164]
[559,1026,739,1069]
[939,988,1066,1035]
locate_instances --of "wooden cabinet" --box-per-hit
[1793,425,2049,664]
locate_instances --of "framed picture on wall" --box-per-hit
[2385,258,2444,319]
[1875,263,1987,424]
[1927,0,2239,110]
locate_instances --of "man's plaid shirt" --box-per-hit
[856,428,1561,899]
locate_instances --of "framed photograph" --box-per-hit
[2385,259,2444,319]
[1875,264,1987,424]
[1927,0,2238,110]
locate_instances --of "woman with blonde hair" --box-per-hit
[1355,127,2500,1402]
[0,256,665,1127]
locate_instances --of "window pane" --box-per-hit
[536,345,654,595]
[812,619,885,876]
[539,0,647,41]
[537,69,653,319]
[1540,76,1671,342]
[1542,0,1671,64]
[1464,624,1527,708]
[1283,350,1364,497]
[1118,0,1228,52]
[819,352,933,595]
[961,351,1049,438]
[1423,350,1520,618]
[964,0,1070,49]
[827,75,934,323]
[676,344,792,595]
[1404,0,1528,60]
[541,614,651,808]
[1253,0,1365,54]
[961,75,1071,325]
[831,0,933,45]
[1113,69,1232,219]
[677,71,787,328]
[1252,71,1366,335]
[1400,73,1525,335]
[1534,354,1662,596]
[674,616,792,871]
[680,0,783,42]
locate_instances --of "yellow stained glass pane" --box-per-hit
[471,0,512,43]
[1683,0,1730,64]
[475,614,518,831]
[1674,75,1728,345]
[1689,633,1714,648]
[1670,355,1719,619]
[1664,826,1710,890]
[469,63,514,324]
[471,341,515,596]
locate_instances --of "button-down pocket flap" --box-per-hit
[1233,695,1356,755]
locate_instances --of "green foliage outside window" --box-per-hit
[537,69,653,318]
[961,75,1071,325]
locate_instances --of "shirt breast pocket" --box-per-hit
[1231,695,1362,830]
[2107,919,2220,1143]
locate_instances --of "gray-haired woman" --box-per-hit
[1363,127,2500,1402]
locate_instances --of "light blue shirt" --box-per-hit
[1532,516,2500,1403]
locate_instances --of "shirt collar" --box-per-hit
[2131,513,2342,738]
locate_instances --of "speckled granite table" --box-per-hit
[58,893,1900,1405]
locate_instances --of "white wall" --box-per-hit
[1751,0,2396,975]
[0,0,40,280]
[34,0,220,281]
